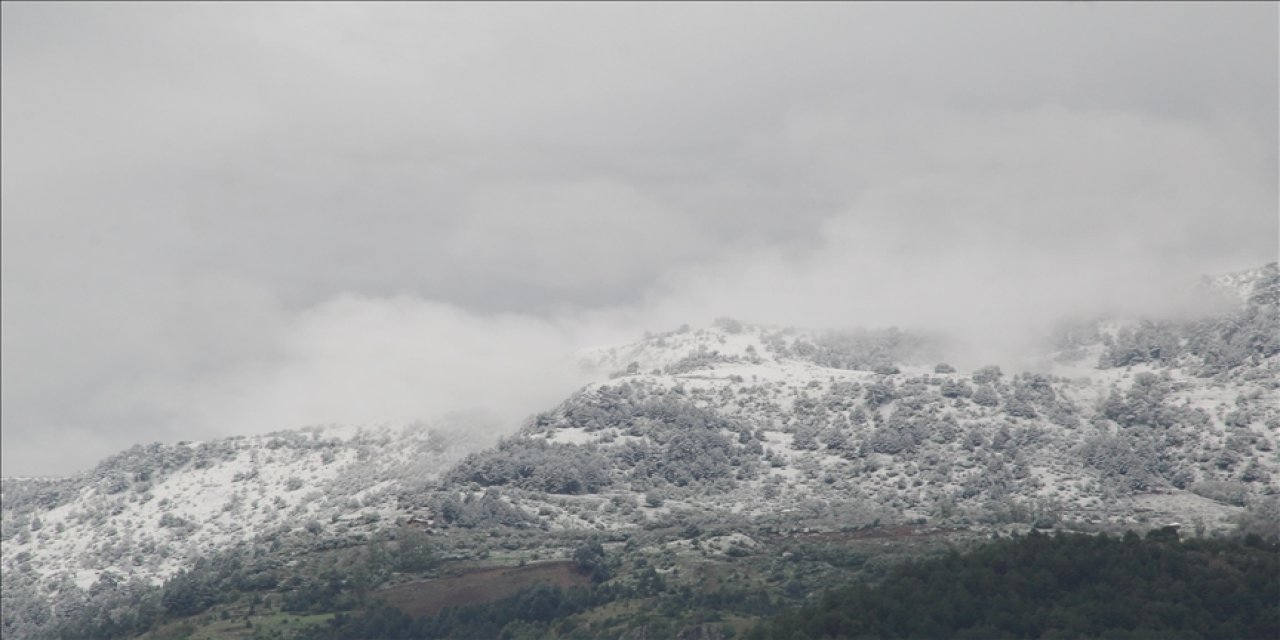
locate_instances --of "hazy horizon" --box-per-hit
[3,2,1277,477]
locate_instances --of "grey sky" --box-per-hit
[3,2,1276,476]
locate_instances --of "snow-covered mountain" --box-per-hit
[2,263,1277,639]
[454,312,1277,534]
[1,419,496,620]
[1203,262,1279,305]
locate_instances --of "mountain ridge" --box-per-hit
[2,263,1277,638]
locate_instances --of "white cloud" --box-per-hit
[2,2,1275,475]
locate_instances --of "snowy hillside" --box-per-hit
[580,319,943,379]
[3,264,1277,639]
[1,420,494,608]
[445,266,1278,537]
[453,317,1278,536]
[1203,262,1279,304]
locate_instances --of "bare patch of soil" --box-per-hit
[374,561,591,618]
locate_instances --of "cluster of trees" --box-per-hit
[1188,302,1280,376]
[483,381,1064,520]
[426,490,537,529]
[1100,372,1208,430]
[865,400,934,455]
[1079,432,1167,493]
[1086,368,1274,492]
[1,477,79,517]
[300,583,619,640]
[14,551,255,639]
[453,393,763,498]
[445,439,612,495]
[1099,263,1279,375]
[668,366,1084,512]
[300,549,782,640]
[542,387,748,438]
[664,348,751,375]
[1098,320,1186,369]
[762,327,938,373]
[4,523,446,640]
[748,530,1280,639]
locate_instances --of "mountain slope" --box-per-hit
[1,419,498,637]
[2,263,1277,639]
[451,318,1276,534]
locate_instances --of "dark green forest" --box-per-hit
[747,530,1279,640]
[26,518,1280,639]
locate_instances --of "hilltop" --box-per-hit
[2,263,1277,639]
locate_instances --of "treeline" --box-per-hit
[747,530,1279,639]
[299,564,779,640]
[12,527,440,640]
[298,583,617,640]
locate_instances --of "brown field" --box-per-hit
[374,561,592,618]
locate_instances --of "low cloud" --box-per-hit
[635,107,1275,352]
[2,2,1275,475]
[186,295,593,439]
[4,294,597,472]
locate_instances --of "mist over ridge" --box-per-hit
[3,2,1276,476]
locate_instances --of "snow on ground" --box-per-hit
[1126,493,1244,528]
[1208,263,1273,303]
[578,324,777,373]
[2,422,481,594]
[9,310,1277,611]
[546,427,599,445]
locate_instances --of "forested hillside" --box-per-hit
[748,530,1279,639]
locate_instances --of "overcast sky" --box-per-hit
[3,2,1276,476]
